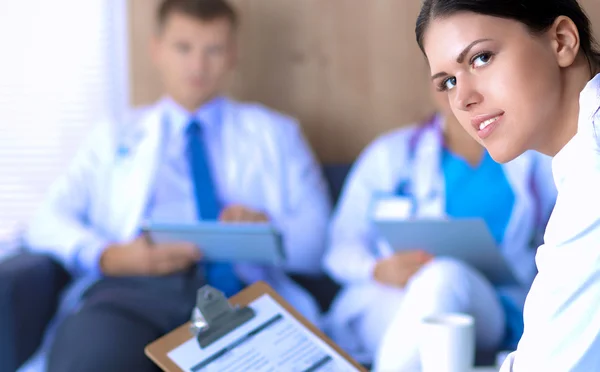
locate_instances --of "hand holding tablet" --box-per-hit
[100,236,201,277]
[374,218,519,286]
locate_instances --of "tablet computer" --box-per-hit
[374,218,519,286]
[143,222,285,266]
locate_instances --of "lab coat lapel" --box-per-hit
[219,99,271,208]
[498,153,540,289]
[501,153,536,246]
[411,120,445,218]
[106,106,165,240]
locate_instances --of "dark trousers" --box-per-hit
[47,269,205,372]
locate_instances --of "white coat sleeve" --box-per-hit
[23,124,115,276]
[272,123,332,275]
[323,142,386,284]
[501,157,600,370]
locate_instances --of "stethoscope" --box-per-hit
[394,113,545,247]
[391,114,445,218]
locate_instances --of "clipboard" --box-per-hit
[145,281,366,372]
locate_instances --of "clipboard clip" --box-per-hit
[189,285,256,348]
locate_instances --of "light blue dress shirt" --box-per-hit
[145,96,226,223]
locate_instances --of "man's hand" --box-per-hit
[99,236,202,277]
[219,204,269,222]
[373,250,433,287]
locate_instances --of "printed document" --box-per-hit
[168,294,360,372]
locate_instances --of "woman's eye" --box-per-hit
[443,77,457,91]
[472,52,492,68]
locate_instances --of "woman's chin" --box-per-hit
[486,145,523,164]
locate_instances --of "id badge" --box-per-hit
[370,194,413,221]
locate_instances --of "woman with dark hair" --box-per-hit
[414,0,600,371]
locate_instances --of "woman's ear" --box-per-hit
[549,16,581,68]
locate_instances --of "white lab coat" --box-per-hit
[323,115,557,361]
[20,98,331,371]
[500,74,600,371]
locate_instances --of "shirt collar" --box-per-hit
[579,73,600,123]
[552,73,600,187]
[160,95,226,137]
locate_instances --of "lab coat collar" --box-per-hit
[159,95,227,139]
[579,73,600,122]
[108,106,166,240]
[552,73,600,188]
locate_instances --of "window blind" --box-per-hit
[0,0,128,246]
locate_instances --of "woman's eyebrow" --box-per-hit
[430,38,493,80]
[456,38,492,63]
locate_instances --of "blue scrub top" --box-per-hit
[442,149,514,244]
[442,148,522,348]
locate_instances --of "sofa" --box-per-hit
[0,164,498,371]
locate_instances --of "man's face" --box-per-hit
[152,12,236,110]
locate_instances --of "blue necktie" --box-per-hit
[186,120,242,297]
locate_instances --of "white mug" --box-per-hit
[496,350,512,368]
[419,313,475,372]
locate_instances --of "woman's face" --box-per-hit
[423,12,563,163]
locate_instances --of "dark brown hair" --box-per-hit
[416,0,600,70]
[157,0,238,30]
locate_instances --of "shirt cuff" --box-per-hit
[360,255,378,282]
[73,234,110,276]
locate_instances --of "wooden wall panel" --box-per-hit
[128,0,163,106]
[128,0,600,163]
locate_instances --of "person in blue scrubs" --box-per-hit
[323,88,557,371]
